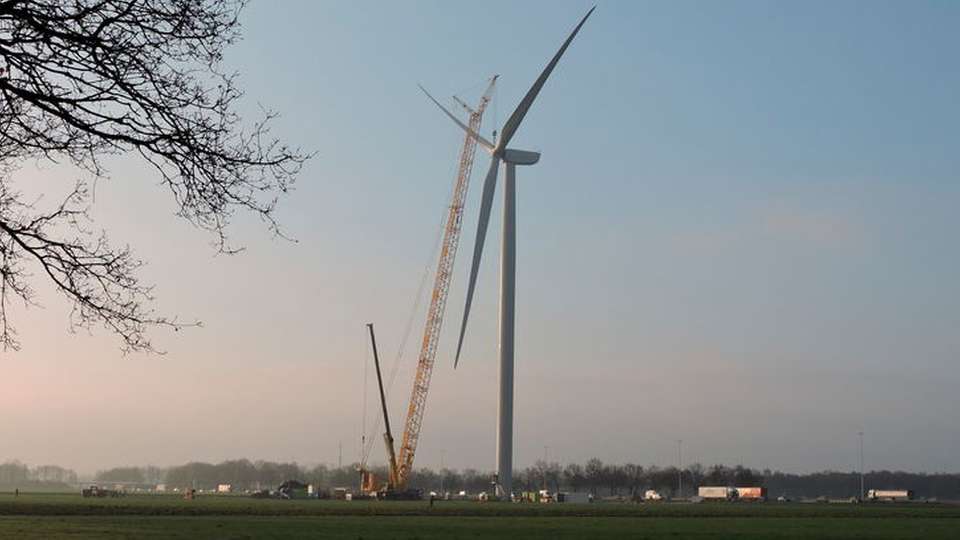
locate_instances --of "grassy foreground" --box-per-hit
[0,493,958,539]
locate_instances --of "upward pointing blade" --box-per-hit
[419,84,495,152]
[454,155,500,368]
[498,6,596,150]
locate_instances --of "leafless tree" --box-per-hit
[0,0,309,351]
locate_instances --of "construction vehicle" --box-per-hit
[359,78,497,497]
[81,485,123,498]
[363,323,422,500]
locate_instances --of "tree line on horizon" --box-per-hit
[0,461,78,488]
[3,459,959,499]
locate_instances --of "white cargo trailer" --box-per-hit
[698,486,738,500]
[865,489,913,501]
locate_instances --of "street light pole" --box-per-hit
[440,451,445,495]
[677,440,683,499]
[543,446,550,490]
[859,431,865,499]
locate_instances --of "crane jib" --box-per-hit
[394,76,498,488]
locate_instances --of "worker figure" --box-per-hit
[429,493,435,508]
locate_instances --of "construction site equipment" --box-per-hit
[367,323,400,490]
[81,485,123,498]
[364,323,422,500]
[396,76,497,486]
[359,77,497,495]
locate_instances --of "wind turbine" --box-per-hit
[421,7,595,498]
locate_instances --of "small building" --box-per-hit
[217,484,232,494]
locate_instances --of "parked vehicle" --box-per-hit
[556,492,591,503]
[865,489,913,502]
[697,486,737,501]
[698,486,738,500]
[735,487,767,501]
[81,485,122,498]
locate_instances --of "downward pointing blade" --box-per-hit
[454,155,500,368]
[498,6,595,150]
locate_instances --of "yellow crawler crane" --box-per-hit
[360,77,497,498]
[396,77,497,486]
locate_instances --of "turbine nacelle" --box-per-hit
[501,149,540,166]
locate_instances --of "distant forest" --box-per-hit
[2,459,959,500]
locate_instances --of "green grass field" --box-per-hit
[1,493,958,539]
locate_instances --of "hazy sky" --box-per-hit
[2,0,958,476]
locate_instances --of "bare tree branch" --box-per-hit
[0,0,310,351]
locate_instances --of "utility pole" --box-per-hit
[677,440,683,499]
[338,441,343,470]
[440,451,445,495]
[543,446,550,490]
[859,431,865,499]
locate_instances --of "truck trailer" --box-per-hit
[735,487,767,501]
[865,489,913,502]
[698,486,738,500]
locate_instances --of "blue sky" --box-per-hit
[2,1,958,475]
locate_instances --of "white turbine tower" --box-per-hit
[421,7,594,498]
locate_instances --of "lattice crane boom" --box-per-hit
[394,76,497,487]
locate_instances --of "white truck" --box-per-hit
[865,489,913,502]
[698,486,738,500]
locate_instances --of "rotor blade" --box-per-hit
[498,6,595,149]
[454,155,501,368]
[418,84,495,152]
